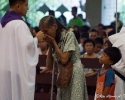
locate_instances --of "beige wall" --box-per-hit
[86,0,102,28]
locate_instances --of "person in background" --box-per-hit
[99,30,108,43]
[48,10,55,17]
[58,14,67,26]
[0,0,43,100]
[89,29,99,40]
[38,39,48,55]
[97,23,105,32]
[73,30,80,43]
[81,39,98,58]
[79,32,89,54]
[103,40,112,50]
[78,14,90,27]
[108,27,125,100]
[40,15,88,100]
[107,29,116,38]
[81,39,99,75]
[86,47,121,100]
[67,6,84,28]
[79,25,91,34]
[33,26,40,37]
[110,12,123,32]
[94,37,104,56]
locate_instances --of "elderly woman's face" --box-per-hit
[40,24,57,38]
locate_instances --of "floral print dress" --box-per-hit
[52,29,88,100]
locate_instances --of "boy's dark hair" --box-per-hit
[79,25,91,33]
[94,37,103,45]
[72,6,77,12]
[83,39,95,47]
[9,0,25,6]
[104,47,121,65]
[80,32,89,39]
[90,28,98,33]
[97,23,105,29]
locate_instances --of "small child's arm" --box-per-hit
[85,71,98,77]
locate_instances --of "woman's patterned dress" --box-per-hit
[52,29,88,100]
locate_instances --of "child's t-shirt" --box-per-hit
[95,68,115,100]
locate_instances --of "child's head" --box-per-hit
[9,0,28,16]
[99,30,108,42]
[94,37,103,53]
[80,32,89,45]
[99,47,121,65]
[103,40,112,50]
[89,29,98,40]
[97,23,104,31]
[83,39,95,53]
[38,39,48,50]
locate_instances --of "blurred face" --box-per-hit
[94,43,103,53]
[72,8,77,16]
[99,53,113,65]
[97,25,103,31]
[80,38,87,45]
[73,26,78,31]
[38,40,48,50]
[84,42,94,53]
[40,24,57,38]
[78,14,83,19]
[16,0,28,16]
[103,43,109,50]
[89,32,98,40]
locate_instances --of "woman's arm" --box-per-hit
[44,34,72,65]
[53,40,71,64]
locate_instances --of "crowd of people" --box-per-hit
[0,0,125,100]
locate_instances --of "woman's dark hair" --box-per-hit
[104,47,121,65]
[39,15,67,43]
[83,39,95,47]
[9,0,25,6]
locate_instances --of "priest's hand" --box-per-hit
[35,31,44,43]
